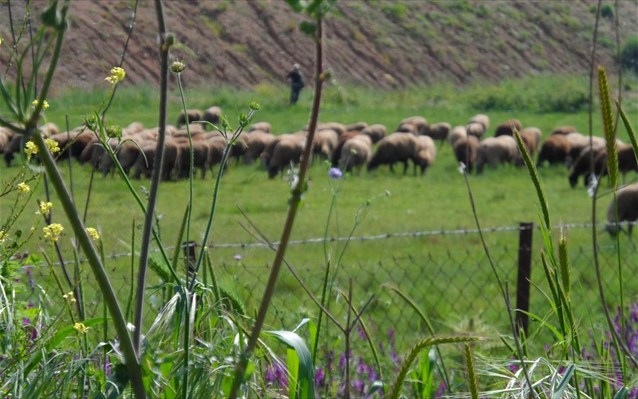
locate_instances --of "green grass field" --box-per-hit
[2,74,637,352]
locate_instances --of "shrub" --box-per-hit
[621,35,638,73]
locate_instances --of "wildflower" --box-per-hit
[63,291,76,303]
[17,182,30,193]
[86,227,100,241]
[31,99,50,110]
[0,230,7,243]
[170,60,186,73]
[233,254,242,261]
[105,66,126,84]
[73,322,89,334]
[106,125,122,139]
[587,175,598,198]
[36,201,53,216]
[328,167,343,180]
[45,138,60,154]
[458,162,466,174]
[24,141,38,159]
[43,223,64,242]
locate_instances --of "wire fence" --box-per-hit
[23,222,638,350]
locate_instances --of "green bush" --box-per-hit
[620,35,638,73]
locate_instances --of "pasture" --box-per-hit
[2,74,637,352]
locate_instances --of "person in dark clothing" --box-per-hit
[287,63,305,105]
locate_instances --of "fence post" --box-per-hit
[515,222,533,336]
[182,240,198,278]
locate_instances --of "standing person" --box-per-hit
[287,63,305,105]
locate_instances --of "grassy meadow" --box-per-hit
[3,74,637,354]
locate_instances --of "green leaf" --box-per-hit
[552,363,574,399]
[285,0,305,12]
[299,21,317,35]
[613,387,629,399]
[266,330,315,399]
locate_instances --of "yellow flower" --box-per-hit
[43,223,64,242]
[0,230,7,243]
[31,99,50,110]
[62,291,76,303]
[24,141,38,159]
[45,138,60,154]
[73,322,89,334]
[37,201,53,216]
[86,227,100,241]
[170,60,186,73]
[105,66,126,84]
[17,182,30,193]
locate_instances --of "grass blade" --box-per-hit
[266,330,315,399]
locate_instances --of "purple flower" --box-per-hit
[352,379,364,393]
[265,362,288,387]
[328,167,343,180]
[436,381,447,398]
[104,356,112,377]
[314,366,325,388]
[233,254,242,261]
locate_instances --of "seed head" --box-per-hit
[105,67,126,84]
[170,60,186,74]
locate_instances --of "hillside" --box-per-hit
[0,0,635,93]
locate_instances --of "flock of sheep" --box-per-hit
[0,106,636,233]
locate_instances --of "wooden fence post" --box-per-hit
[515,222,533,336]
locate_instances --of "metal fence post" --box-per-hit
[515,222,533,335]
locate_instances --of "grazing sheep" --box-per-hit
[202,106,222,126]
[519,127,542,157]
[414,135,436,174]
[123,122,145,135]
[317,122,347,136]
[469,114,490,131]
[494,119,523,137]
[98,139,146,177]
[367,132,420,174]
[475,135,522,174]
[425,122,451,143]
[568,144,606,188]
[4,134,23,166]
[448,125,467,147]
[205,136,227,174]
[593,144,638,183]
[453,135,480,173]
[260,133,306,169]
[606,183,638,236]
[41,122,59,137]
[176,109,203,128]
[330,131,363,167]
[565,133,605,166]
[345,121,368,132]
[465,122,486,139]
[312,128,339,161]
[243,131,275,164]
[0,127,13,154]
[536,135,571,166]
[248,121,272,134]
[361,124,387,144]
[267,136,306,178]
[174,138,211,179]
[551,126,578,136]
[339,134,372,174]
[397,116,428,135]
[132,139,179,180]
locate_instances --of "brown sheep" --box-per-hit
[0,127,13,154]
[243,131,275,164]
[519,127,543,157]
[494,119,523,137]
[123,122,145,135]
[397,116,428,135]
[565,133,606,166]
[367,132,420,174]
[260,133,305,170]
[361,124,387,144]
[551,126,578,136]
[606,182,638,236]
[248,121,272,134]
[414,135,437,175]
[345,121,368,132]
[465,122,486,140]
[425,122,451,143]
[174,138,211,179]
[316,122,347,136]
[453,135,480,173]
[568,144,606,188]
[469,114,490,131]
[536,135,571,166]
[476,135,522,174]
[202,106,222,126]
[312,128,339,161]
[98,139,146,177]
[593,144,638,184]
[448,125,468,147]
[205,136,228,175]
[339,134,372,175]
[132,139,179,180]
[267,136,306,178]
[330,131,362,167]
[176,109,203,128]
[4,134,23,166]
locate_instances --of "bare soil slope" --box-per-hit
[0,1,635,92]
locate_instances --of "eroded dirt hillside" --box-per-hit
[0,0,635,92]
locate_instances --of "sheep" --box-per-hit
[536,135,571,167]
[397,116,428,135]
[469,114,490,131]
[123,122,144,135]
[267,136,306,178]
[567,144,606,188]
[606,183,638,236]
[176,109,203,128]
[316,122,347,136]
[425,122,451,143]
[242,131,275,164]
[174,138,211,179]
[453,135,479,173]
[475,135,522,174]
[565,133,606,166]
[345,121,368,132]
[339,134,372,175]
[132,139,179,180]
[494,119,523,137]
[367,132,420,174]
[41,122,59,137]
[98,139,146,177]
[4,134,23,166]
[202,106,222,126]
[260,133,305,170]
[248,121,272,134]
[448,125,468,147]
[0,127,13,154]
[414,135,436,174]
[551,126,578,136]
[312,128,339,161]
[330,131,363,167]
[361,124,387,144]
[465,122,486,139]
[519,127,542,157]
[593,144,638,184]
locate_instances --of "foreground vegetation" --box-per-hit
[1,1,637,398]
